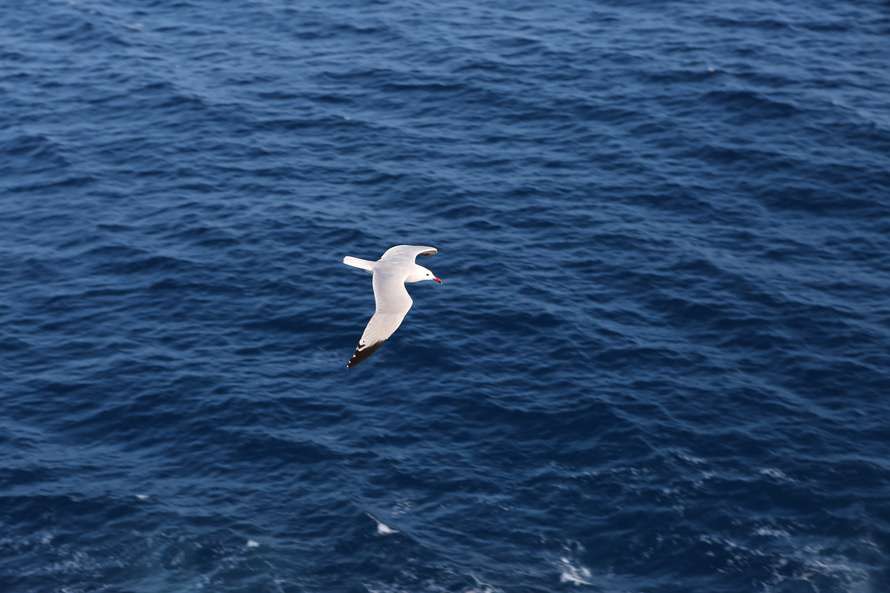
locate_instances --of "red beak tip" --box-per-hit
[434,277,443,284]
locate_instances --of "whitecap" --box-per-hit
[465,573,502,593]
[677,452,706,465]
[367,513,397,536]
[391,500,414,516]
[758,467,793,481]
[558,557,592,586]
[754,527,789,537]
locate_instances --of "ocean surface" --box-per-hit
[2,1,890,591]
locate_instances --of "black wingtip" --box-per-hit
[346,341,385,368]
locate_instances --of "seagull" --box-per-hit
[342,245,442,368]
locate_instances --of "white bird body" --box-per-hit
[342,245,442,368]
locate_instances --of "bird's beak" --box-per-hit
[433,276,443,284]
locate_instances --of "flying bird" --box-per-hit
[342,245,442,368]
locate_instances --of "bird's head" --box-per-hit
[410,265,443,284]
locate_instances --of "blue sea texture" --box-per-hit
[2,0,890,592]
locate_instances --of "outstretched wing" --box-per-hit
[379,245,437,264]
[346,269,413,368]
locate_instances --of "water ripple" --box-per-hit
[2,0,889,592]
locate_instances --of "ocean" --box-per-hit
[2,1,889,591]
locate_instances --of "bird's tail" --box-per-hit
[343,256,375,272]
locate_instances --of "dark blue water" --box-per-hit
[3,1,890,591]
